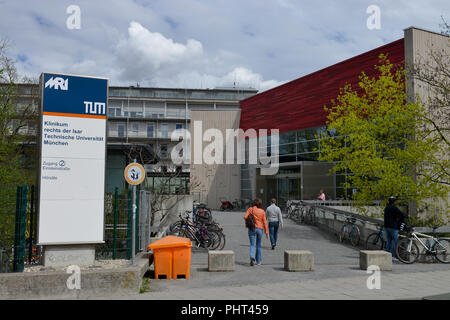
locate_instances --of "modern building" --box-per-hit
[105,86,257,194]
[190,27,449,211]
[8,27,448,212]
[7,84,258,195]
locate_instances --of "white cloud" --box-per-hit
[0,0,448,92]
[115,21,284,91]
[117,21,203,70]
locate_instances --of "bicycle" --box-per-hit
[232,199,241,210]
[396,226,450,264]
[339,217,361,246]
[302,206,316,225]
[193,205,212,224]
[286,200,301,219]
[170,211,224,250]
[365,224,386,250]
[286,201,303,222]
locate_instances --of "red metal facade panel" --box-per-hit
[240,38,405,133]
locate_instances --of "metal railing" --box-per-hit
[300,200,383,225]
[96,188,152,260]
[287,200,450,234]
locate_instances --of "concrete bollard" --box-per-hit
[284,250,314,272]
[208,250,235,272]
[360,250,392,271]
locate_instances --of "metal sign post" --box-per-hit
[132,184,136,266]
[124,160,145,266]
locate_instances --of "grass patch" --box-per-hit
[140,277,151,294]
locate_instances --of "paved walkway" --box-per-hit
[111,210,450,300]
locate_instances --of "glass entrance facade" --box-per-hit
[243,126,339,207]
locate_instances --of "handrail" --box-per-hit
[301,200,383,206]
[298,200,383,225]
[297,200,450,234]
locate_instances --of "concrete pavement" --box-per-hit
[109,210,450,300]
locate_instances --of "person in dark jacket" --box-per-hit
[384,196,408,260]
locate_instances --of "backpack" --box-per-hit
[245,207,255,231]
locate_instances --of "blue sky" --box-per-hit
[0,0,448,91]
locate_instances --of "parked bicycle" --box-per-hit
[219,198,234,211]
[232,199,241,210]
[339,217,360,246]
[365,224,386,250]
[193,203,212,223]
[286,200,301,219]
[169,211,225,250]
[287,202,316,226]
[396,226,450,264]
[286,201,302,220]
[302,206,316,225]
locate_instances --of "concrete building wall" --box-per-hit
[190,110,241,209]
[404,27,450,220]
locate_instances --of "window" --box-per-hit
[176,123,183,130]
[117,123,125,137]
[160,123,168,138]
[27,122,36,135]
[131,122,139,135]
[10,119,20,132]
[160,144,168,158]
[147,123,155,138]
[109,107,121,117]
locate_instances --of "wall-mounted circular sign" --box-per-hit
[124,163,146,185]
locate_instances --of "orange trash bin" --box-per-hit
[147,235,192,279]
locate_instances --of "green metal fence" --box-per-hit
[95,188,141,260]
[0,184,35,273]
[1,184,146,269]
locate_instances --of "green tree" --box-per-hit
[0,39,38,245]
[319,54,449,214]
[0,38,38,186]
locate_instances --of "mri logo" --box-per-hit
[41,73,108,116]
[45,77,69,91]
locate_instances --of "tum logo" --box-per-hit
[45,77,69,91]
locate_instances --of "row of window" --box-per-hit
[110,123,184,139]
[108,107,174,119]
[108,88,255,101]
[146,176,190,195]
[107,102,239,119]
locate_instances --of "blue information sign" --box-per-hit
[42,73,108,118]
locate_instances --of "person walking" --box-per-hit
[384,196,408,261]
[266,198,283,250]
[244,199,268,266]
